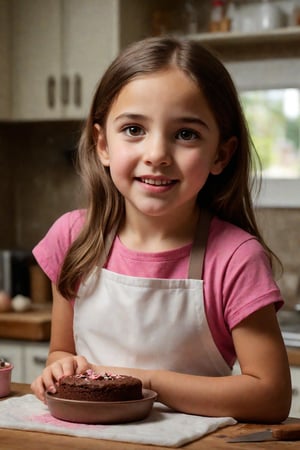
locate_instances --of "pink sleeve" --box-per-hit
[32,210,85,284]
[222,239,283,330]
[204,218,283,366]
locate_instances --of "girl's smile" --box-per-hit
[136,175,178,193]
[95,67,233,222]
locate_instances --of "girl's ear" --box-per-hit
[210,136,237,175]
[93,123,110,167]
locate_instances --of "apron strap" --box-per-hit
[102,209,212,280]
[99,222,120,268]
[188,209,212,280]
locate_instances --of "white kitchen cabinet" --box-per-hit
[290,366,300,418]
[12,0,61,120]
[23,342,49,383]
[11,0,154,120]
[0,339,49,383]
[61,0,119,118]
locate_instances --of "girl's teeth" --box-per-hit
[141,178,171,186]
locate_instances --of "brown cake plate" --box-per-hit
[46,389,158,424]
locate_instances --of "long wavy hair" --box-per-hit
[58,36,276,299]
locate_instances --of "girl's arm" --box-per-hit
[30,283,91,402]
[150,304,291,423]
[92,304,291,423]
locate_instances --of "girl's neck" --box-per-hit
[118,207,200,252]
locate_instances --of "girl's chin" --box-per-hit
[127,203,171,217]
[127,202,189,219]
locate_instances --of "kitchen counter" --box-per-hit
[0,304,51,340]
[288,347,300,367]
[1,383,300,450]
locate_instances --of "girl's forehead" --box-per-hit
[122,67,200,92]
[109,68,208,112]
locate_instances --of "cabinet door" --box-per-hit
[10,0,153,120]
[62,0,119,118]
[0,341,24,382]
[0,0,10,119]
[12,0,62,119]
[23,342,49,384]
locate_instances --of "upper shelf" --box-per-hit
[188,26,300,61]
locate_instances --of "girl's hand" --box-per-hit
[31,355,91,403]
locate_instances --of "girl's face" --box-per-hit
[95,68,235,221]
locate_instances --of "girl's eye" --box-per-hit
[176,129,198,141]
[124,125,144,137]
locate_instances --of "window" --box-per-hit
[241,88,300,178]
[240,88,300,207]
[224,47,300,207]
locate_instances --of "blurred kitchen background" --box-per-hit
[1,0,300,413]
[1,0,299,308]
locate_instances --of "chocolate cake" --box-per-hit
[54,370,143,402]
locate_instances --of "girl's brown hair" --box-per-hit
[58,36,275,299]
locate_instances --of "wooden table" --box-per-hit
[1,383,300,450]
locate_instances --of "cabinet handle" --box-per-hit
[292,387,299,396]
[47,76,56,108]
[33,356,47,366]
[74,74,82,107]
[61,75,70,106]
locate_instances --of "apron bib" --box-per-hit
[74,210,231,376]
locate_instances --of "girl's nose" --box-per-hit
[143,136,172,167]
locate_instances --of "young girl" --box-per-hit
[31,36,291,422]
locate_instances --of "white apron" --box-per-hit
[74,211,231,376]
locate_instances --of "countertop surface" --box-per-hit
[0,383,300,450]
[0,304,52,341]
[287,347,300,367]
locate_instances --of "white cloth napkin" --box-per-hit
[0,395,236,447]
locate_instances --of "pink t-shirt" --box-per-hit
[33,209,283,367]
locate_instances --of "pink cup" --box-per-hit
[0,363,13,397]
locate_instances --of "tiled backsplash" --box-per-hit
[0,121,299,308]
[256,208,300,309]
[0,122,83,250]
[0,124,14,247]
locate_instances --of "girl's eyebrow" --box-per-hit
[177,116,210,130]
[114,113,147,123]
[114,113,209,130]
